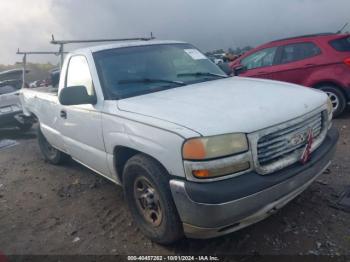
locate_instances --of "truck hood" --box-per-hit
[117,77,328,136]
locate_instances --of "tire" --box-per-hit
[319,85,346,117]
[123,154,183,244]
[17,123,33,132]
[37,124,68,165]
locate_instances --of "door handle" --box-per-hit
[60,110,67,119]
[304,64,316,68]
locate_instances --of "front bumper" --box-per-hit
[170,127,339,239]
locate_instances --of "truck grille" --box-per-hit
[257,112,323,166]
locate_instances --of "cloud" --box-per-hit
[0,0,63,64]
[1,0,349,64]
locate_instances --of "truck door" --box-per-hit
[59,55,110,177]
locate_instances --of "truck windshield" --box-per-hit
[93,43,227,99]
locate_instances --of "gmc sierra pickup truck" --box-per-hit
[20,40,338,244]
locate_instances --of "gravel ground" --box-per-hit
[0,111,349,256]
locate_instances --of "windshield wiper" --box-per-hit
[118,78,186,86]
[177,72,227,78]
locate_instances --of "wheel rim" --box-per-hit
[133,176,163,227]
[325,91,339,112]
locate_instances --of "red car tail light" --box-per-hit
[344,58,350,66]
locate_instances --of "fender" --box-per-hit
[103,113,188,183]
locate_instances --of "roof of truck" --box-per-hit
[73,40,187,54]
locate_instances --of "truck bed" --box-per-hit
[20,86,59,118]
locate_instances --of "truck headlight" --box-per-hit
[182,133,248,160]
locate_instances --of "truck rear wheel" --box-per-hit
[37,125,68,165]
[123,154,183,244]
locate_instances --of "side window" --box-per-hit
[241,47,278,70]
[66,56,95,95]
[279,42,321,64]
[330,36,350,52]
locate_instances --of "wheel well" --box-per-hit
[114,146,171,183]
[114,146,139,182]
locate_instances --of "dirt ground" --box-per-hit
[0,111,349,256]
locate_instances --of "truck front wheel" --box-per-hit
[123,154,183,244]
[37,125,68,165]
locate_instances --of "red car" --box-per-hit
[230,33,350,116]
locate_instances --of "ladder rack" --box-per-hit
[50,33,155,67]
[16,49,67,88]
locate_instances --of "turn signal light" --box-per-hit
[192,162,250,179]
[192,170,210,178]
[344,58,350,67]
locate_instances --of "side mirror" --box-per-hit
[59,85,97,106]
[233,65,247,76]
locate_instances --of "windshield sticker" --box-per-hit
[184,49,207,60]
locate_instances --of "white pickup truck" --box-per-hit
[21,40,338,244]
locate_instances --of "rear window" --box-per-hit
[0,85,18,95]
[278,42,321,64]
[330,36,350,52]
[0,80,21,95]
